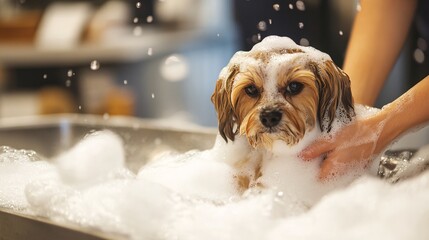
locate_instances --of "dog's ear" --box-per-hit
[211,65,239,142]
[309,60,355,132]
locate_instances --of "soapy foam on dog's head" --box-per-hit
[250,36,331,64]
[218,36,331,89]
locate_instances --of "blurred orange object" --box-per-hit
[105,88,135,116]
[38,86,76,114]
[0,11,42,44]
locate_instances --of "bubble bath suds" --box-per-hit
[1,109,429,239]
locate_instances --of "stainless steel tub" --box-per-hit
[0,114,217,240]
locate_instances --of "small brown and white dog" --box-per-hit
[211,36,355,192]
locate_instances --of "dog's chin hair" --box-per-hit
[245,129,306,149]
[241,124,308,149]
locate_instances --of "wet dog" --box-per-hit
[211,36,355,190]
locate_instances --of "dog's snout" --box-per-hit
[260,109,282,128]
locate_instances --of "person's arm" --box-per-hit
[300,75,429,180]
[343,0,418,106]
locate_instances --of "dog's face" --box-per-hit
[212,36,354,149]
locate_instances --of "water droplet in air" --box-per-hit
[296,0,305,11]
[217,33,220,37]
[160,54,189,82]
[124,80,128,85]
[299,38,310,46]
[273,4,280,11]
[136,2,141,8]
[148,48,153,56]
[78,105,82,110]
[67,70,74,77]
[299,22,304,29]
[43,74,47,79]
[268,19,272,25]
[289,3,294,9]
[90,60,100,70]
[339,30,343,36]
[251,34,260,43]
[257,21,267,31]
[151,93,155,99]
[276,191,284,198]
[146,15,153,23]
[65,79,71,87]
[414,49,425,64]
[133,17,139,23]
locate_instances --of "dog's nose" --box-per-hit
[260,110,282,128]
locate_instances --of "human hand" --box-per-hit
[299,117,386,180]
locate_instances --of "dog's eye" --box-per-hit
[244,85,259,98]
[285,81,304,96]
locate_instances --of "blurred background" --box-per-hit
[0,0,427,127]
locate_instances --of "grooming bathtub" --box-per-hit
[0,114,217,240]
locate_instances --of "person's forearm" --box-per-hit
[343,0,417,106]
[373,75,429,153]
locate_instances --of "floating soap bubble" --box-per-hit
[252,34,263,43]
[90,60,100,70]
[160,54,189,82]
[296,0,305,11]
[257,21,267,31]
[414,48,425,64]
[299,38,310,46]
[273,4,280,11]
[147,15,153,23]
[299,22,304,29]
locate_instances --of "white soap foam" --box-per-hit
[137,148,239,201]
[55,130,128,188]
[0,146,57,210]
[1,112,429,239]
[218,36,331,89]
[267,173,429,240]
